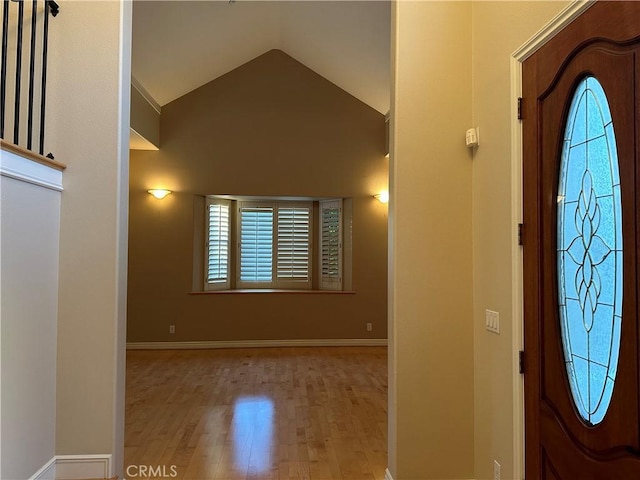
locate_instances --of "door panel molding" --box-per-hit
[537,45,639,454]
[521,2,640,477]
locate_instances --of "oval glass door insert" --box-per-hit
[557,76,623,425]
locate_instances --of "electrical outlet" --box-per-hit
[169,325,175,334]
[486,309,500,334]
[366,322,373,332]
[493,460,501,480]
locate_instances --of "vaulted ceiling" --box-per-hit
[131,1,391,114]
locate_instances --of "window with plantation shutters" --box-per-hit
[203,196,344,291]
[204,199,230,290]
[238,204,274,286]
[236,201,312,289]
[277,205,311,285]
[320,199,342,290]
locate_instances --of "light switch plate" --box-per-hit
[486,310,500,334]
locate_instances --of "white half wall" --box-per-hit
[1,148,62,480]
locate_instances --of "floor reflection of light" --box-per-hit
[232,395,274,473]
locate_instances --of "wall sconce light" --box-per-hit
[148,189,172,200]
[374,191,389,204]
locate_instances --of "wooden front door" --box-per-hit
[523,2,640,478]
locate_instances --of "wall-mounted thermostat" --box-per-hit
[466,127,479,148]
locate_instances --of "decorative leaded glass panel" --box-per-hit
[557,76,622,425]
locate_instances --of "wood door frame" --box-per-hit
[509,1,595,478]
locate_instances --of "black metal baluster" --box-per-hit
[26,0,36,149]
[1,0,9,139]
[13,0,23,145]
[39,1,57,154]
[39,0,50,154]
[1,0,58,152]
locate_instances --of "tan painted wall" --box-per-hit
[390,2,474,478]
[471,2,569,479]
[47,0,130,474]
[127,49,388,343]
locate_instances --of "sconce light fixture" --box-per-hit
[374,191,389,204]
[148,189,172,200]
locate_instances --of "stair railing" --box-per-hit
[1,0,59,157]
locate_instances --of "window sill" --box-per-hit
[189,289,355,295]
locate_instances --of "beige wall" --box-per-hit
[390,2,474,478]
[47,0,130,474]
[470,2,569,479]
[128,49,388,343]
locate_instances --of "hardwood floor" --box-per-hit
[125,347,388,480]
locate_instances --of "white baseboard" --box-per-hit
[127,338,388,350]
[31,457,56,480]
[384,470,477,480]
[55,454,112,480]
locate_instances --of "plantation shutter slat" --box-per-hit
[203,199,320,290]
[320,199,342,290]
[205,200,231,290]
[277,206,311,281]
[239,205,274,284]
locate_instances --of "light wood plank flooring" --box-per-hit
[125,347,387,480]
